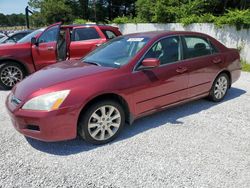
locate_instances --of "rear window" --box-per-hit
[72,28,100,41]
[102,30,117,39]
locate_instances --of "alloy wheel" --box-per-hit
[88,105,121,141]
[0,66,23,87]
[214,76,228,100]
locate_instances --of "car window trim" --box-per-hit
[181,35,219,61]
[70,38,101,43]
[71,27,100,42]
[101,29,117,39]
[38,25,61,44]
[208,39,219,54]
[133,35,184,72]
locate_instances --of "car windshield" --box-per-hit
[0,36,8,43]
[18,28,45,43]
[82,36,150,68]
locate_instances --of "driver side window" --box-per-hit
[144,36,181,65]
[38,26,59,43]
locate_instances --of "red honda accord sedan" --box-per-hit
[6,31,241,144]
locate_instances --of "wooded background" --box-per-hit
[0,0,249,28]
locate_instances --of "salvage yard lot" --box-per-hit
[0,72,250,188]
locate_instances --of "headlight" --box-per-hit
[22,90,70,111]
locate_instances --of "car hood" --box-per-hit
[13,60,115,101]
[0,42,31,56]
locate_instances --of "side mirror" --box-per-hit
[139,58,160,70]
[31,37,38,46]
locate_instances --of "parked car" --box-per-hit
[6,31,241,144]
[0,22,121,89]
[0,30,33,44]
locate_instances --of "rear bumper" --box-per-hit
[231,69,241,84]
[6,99,78,142]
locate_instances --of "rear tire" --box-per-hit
[0,62,25,90]
[208,73,229,102]
[78,100,125,145]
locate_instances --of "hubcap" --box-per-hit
[214,76,228,99]
[1,66,23,87]
[88,105,121,141]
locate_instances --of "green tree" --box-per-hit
[0,13,26,26]
[136,0,154,22]
[28,0,73,26]
[0,13,8,26]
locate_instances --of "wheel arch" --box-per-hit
[0,58,30,76]
[214,69,232,88]
[77,93,133,129]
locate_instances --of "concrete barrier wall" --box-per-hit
[114,23,250,63]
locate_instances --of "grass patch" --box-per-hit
[241,60,250,72]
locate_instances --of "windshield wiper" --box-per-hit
[84,61,101,66]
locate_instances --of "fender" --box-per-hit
[77,90,135,125]
[212,69,232,88]
[0,56,35,74]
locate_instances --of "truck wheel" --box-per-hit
[0,62,25,90]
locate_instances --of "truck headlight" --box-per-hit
[22,90,70,111]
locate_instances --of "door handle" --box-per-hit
[176,67,188,73]
[213,58,222,64]
[47,46,54,51]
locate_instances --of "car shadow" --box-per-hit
[0,86,7,90]
[26,87,246,155]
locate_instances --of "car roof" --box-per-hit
[62,24,118,29]
[124,31,210,39]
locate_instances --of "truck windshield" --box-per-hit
[18,28,45,43]
[82,36,150,68]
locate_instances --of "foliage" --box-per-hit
[28,0,74,26]
[112,16,145,24]
[179,14,215,26]
[179,9,250,30]
[1,0,249,28]
[73,18,88,24]
[214,9,250,30]
[135,0,219,23]
[134,0,250,28]
[112,16,131,24]
[0,13,26,26]
[241,60,250,72]
[28,0,137,26]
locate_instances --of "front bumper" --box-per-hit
[6,95,79,142]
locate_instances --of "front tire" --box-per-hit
[78,100,125,145]
[0,62,25,90]
[209,73,229,102]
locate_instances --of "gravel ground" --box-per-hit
[0,72,250,188]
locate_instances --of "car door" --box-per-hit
[130,36,189,115]
[69,26,105,60]
[181,35,222,98]
[31,23,61,70]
